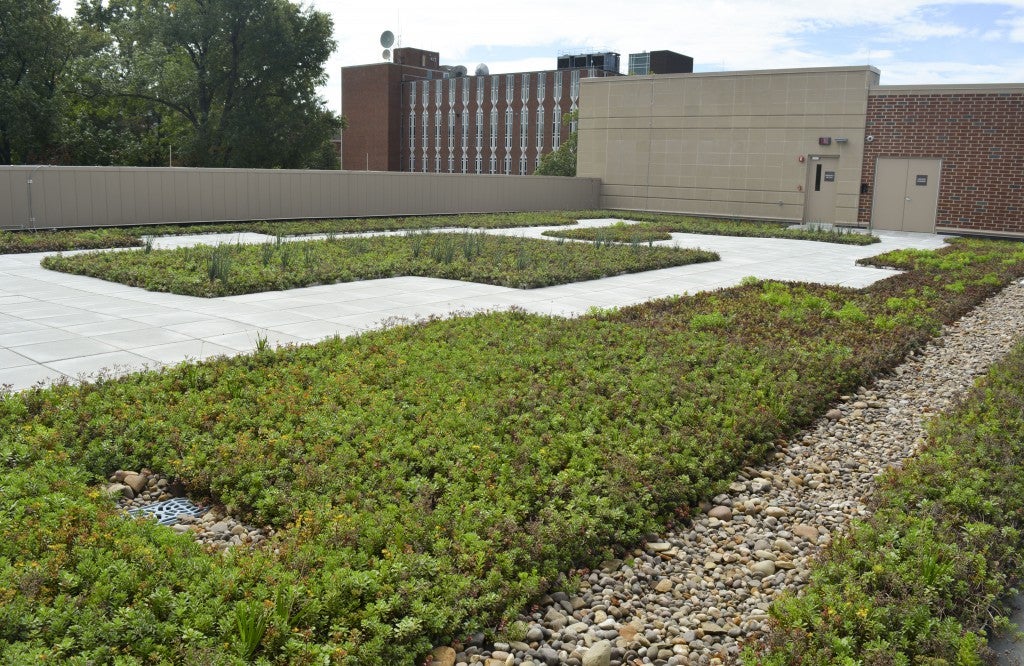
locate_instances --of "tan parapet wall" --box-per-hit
[0,167,601,231]
[578,66,880,224]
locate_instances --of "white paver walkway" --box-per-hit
[0,220,947,392]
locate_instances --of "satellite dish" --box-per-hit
[382,48,391,61]
[453,65,467,77]
[380,30,395,48]
[475,63,489,76]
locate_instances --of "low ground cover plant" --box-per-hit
[748,333,1024,664]
[3,238,1023,664]
[0,211,590,254]
[0,227,143,253]
[40,232,719,296]
[543,213,880,245]
[540,222,672,245]
[3,210,875,254]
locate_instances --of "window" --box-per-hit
[475,155,482,173]
[490,154,496,173]
[491,75,498,103]
[476,109,483,150]
[628,52,650,75]
[462,80,469,105]
[536,74,545,102]
[461,112,469,149]
[505,75,513,102]
[461,155,468,173]
[476,78,484,105]
[520,110,528,151]
[448,112,455,151]
[409,81,417,106]
[553,71,562,101]
[422,83,429,107]
[552,107,562,149]
[504,154,511,175]
[536,107,545,150]
[519,155,528,175]
[434,110,441,143]
[422,111,429,148]
[505,108,513,150]
[435,154,441,172]
[448,155,454,173]
[409,111,416,144]
[570,70,580,102]
[520,74,530,103]
[490,109,498,150]
[435,80,443,107]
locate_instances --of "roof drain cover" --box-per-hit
[127,498,208,525]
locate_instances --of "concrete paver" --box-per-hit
[0,221,947,392]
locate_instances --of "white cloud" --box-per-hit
[1001,15,1024,40]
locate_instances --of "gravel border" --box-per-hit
[431,280,1024,666]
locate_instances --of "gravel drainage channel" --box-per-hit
[427,280,1024,666]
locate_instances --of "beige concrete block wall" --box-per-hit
[0,167,601,231]
[578,66,880,224]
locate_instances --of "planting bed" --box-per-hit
[749,285,1024,664]
[2,239,1024,665]
[0,211,591,254]
[542,213,880,246]
[40,232,719,297]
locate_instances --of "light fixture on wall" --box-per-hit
[835,137,849,144]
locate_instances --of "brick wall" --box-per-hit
[859,91,1024,234]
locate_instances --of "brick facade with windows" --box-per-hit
[340,47,687,175]
[400,69,606,175]
[860,87,1024,235]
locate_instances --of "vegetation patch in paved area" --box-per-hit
[543,213,880,246]
[2,239,1022,664]
[40,232,719,296]
[0,211,590,254]
[3,210,876,254]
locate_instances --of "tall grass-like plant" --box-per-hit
[207,245,232,282]
[462,231,486,261]
[407,231,425,258]
[234,601,271,661]
[430,235,457,264]
[260,242,275,266]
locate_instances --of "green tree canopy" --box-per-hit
[0,0,87,164]
[76,0,342,168]
[534,111,577,177]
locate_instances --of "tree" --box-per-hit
[76,0,342,168]
[0,0,85,164]
[534,111,578,176]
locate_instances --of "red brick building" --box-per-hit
[340,47,691,175]
[859,85,1024,236]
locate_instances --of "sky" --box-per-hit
[58,0,1024,115]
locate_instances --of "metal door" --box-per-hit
[872,158,941,232]
[803,156,839,223]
